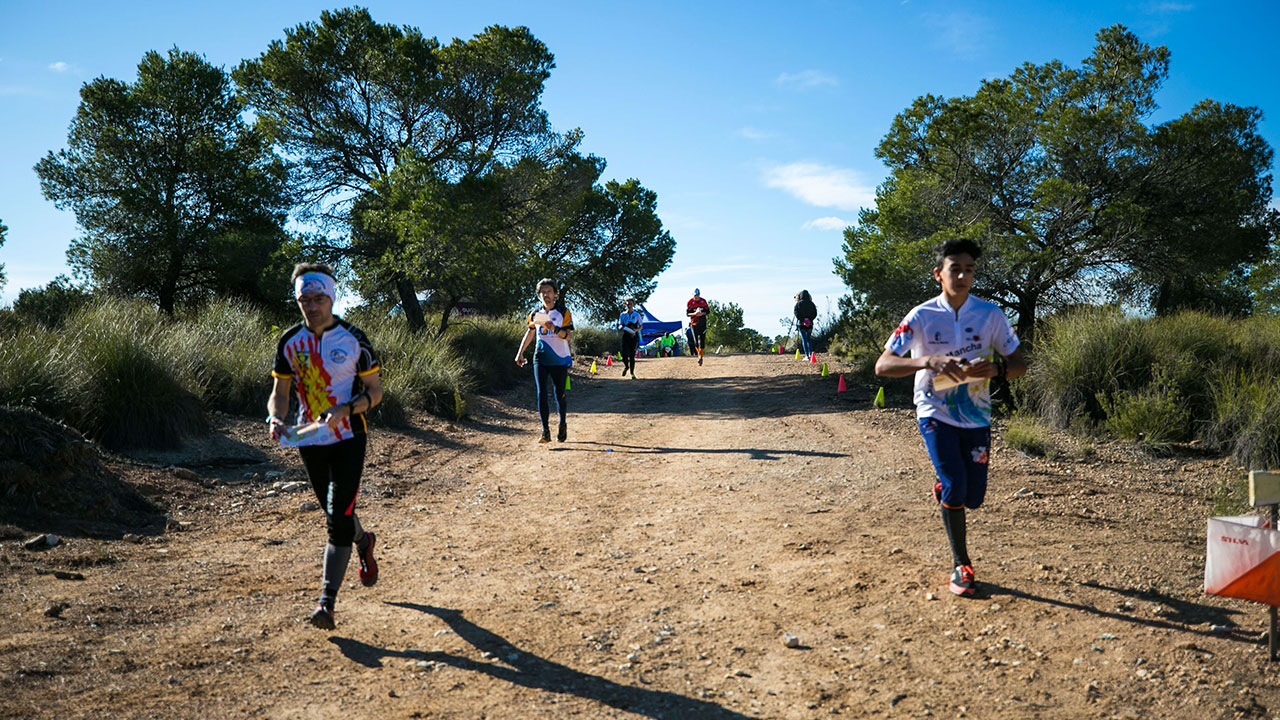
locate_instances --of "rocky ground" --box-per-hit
[2,352,1277,719]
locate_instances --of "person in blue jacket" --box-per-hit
[617,296,643,378]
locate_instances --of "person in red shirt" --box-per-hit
[686,288,710,366]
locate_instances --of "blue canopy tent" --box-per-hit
[636,304,683,346]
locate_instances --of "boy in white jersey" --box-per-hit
[874,239,1026,596]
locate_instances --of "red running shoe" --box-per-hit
[358,531,378,587]
[949,565,976,597]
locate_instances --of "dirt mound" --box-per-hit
[0,406,162,535]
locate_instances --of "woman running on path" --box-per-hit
[515,278,574,443]
[874,239,1026,597]
[686,288,710,366]
[266,263,383,629]
[618,296,643,378]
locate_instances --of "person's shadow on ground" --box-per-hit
[328,602,754,719]
[983,581,1257,644]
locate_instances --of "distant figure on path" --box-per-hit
[794,290,817,357]
[515,278,574,443]
[686,288,710,366]
[874,239,1026,597]
[618,296,643,378]
[267,263,383,630]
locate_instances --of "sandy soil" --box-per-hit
[2,352,1277,719]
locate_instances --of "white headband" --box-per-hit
[295,272,336,304]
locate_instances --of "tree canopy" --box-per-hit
[235,8,673,332]
[706,299,769,352]
[834,25,1279,342]
[236,9,553,329]
[35,48,291,314]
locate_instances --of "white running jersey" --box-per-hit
[884,294,1020,428]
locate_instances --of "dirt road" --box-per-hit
[3,353,1276,719]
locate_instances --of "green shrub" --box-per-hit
[1027,308,1280,462]
[10,275,93,329]
[356,315,471,422]
[56,300,207,450]
[1002,414,1061,458]
[1024,306,1152,427]
[1208,370,1280,469]
[1096,364,1192,448]
[446,315,528,393]
[570,324,613,359]
[164,299,276,415]
[0,324,62,417]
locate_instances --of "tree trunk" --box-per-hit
[159,241,183,315]
[434,294,460,340]
[1015,299,1037,350]
[396,277,426,332]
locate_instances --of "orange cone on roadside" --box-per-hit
[837,374,848,393]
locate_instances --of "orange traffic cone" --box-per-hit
[837,374,848,393]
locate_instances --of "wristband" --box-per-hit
[265,414,282,425]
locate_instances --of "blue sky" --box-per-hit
[2,1,1278,335]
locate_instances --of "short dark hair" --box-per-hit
[292,262,336,282]
[933,239,983,268]
[535,277,558,294]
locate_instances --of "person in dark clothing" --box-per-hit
[794,290,818,357]
[618,297,642,378]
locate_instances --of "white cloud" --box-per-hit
[922,11,989,60]
[737,127,775,141]
[48,61,70,72]
[802,216,851,231]
[775,70,839,90]
[1153,2,1193,12]
[762,162,876,212]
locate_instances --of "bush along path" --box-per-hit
[1,353,1276,719]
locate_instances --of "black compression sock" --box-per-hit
[940,506,971,567]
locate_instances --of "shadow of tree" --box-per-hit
[552,440,849,462]
[562,372,848,419]
[334,602,756,719]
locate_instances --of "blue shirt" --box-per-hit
[618,310,643,337]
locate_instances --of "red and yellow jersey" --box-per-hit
[272,319,380,444]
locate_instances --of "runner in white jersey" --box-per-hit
[267,263,384,629]
[875,239,1026,597]
[514,278,574,443]
[617,296,643,378]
